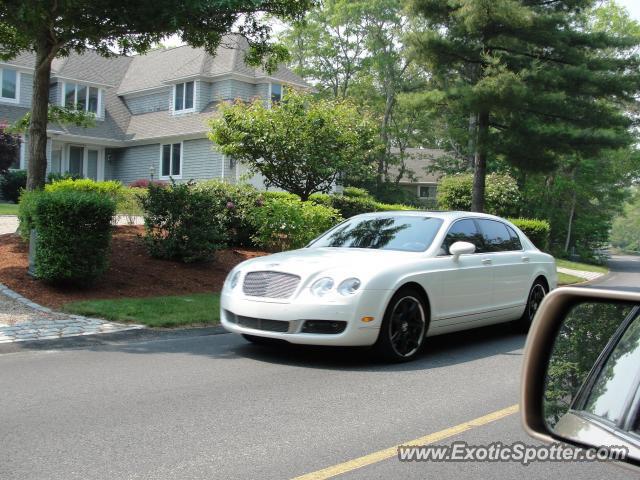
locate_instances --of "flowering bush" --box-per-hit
[129,178,168,188]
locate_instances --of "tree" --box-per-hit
[208,90,379,200]
[611,187,640,254]
[409,0,640,212]
[0,0,313,191]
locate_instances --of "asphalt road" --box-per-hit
[1,256,639,480]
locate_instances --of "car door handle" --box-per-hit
[482,259,492,265]
[521,256,530,263]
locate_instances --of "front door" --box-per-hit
[66,146,104,180]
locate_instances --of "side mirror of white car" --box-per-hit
[449,241,475,260]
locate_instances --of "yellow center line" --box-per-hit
[291,404,519,480]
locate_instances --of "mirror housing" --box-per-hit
[449,241,475,260]
[521,287,640,468]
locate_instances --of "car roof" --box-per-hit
[354,210,508,222]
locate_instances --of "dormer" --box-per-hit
[59,80,105,119]
[171,80,195,114]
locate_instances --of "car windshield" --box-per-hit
[310,215,444,252]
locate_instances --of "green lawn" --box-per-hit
[558,272,585,285]
[0,202,18,215]
[556,258,608,274]
[62,293,220,328]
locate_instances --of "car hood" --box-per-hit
[237,247,417,279]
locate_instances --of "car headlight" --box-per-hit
[337,278,361,296]
[310,277,334,297]
[228,271,241,290]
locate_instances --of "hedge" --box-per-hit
[437,173,521,217]
[140,182,227,262]
[0,169,27,203]
[33,190,115,284]
[509,218,550,251]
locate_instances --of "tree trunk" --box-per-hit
[467,112,477,171]
[27,35,56,191]
[377,83,395,188]
[471,110,489,212]
[564,170,577,253]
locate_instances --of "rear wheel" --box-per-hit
[374,287,428,362]
[515,279,548,332]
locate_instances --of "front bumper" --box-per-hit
[220,289,390,346]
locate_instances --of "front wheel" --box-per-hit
[374,288,428,362]
[515,280,548,332]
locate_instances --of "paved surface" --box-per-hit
[557,266,604,281]
[0,214,143,235]
[0,255,638,480]
[0,284,143,343]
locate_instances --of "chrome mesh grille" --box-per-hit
[226,311,290,333]
[242,271,300,299]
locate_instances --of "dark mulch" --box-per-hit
[0,226,267,309]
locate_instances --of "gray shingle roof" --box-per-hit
[388,148,445,184]
[123,103,219,141]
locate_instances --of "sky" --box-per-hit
[617,0,640,21]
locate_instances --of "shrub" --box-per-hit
[17,189,41,240]
[33,190,115,285]
[193,180,262,247]
[129,178,168,188]
[47,172,81,183]
[310,192,379,218]
[343,186,371,199]
[509,218,550,251]
[141,182,227,262]
[116,187,146,222]
[45,178,122,199]
[0,169,27,203]
[248,197,341,251]
[437,173,521,217]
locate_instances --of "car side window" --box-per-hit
[506,225,523,250]
[478,220,519,253]
[441,219,483,255]
[581,313,640,425]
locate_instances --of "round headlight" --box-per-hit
[310,277,334,297]
[338,278,361,296]
[229,271,241,289]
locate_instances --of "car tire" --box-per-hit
[514,279,548,332]
[374,287,429,362]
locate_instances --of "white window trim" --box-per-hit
[61,82,103,118]
[159,142,184,179]
[64,144,105,181]
[268,82,283,106]
[172,82,196,115]
[0,68,20,104]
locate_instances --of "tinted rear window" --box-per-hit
[310,216,444,252]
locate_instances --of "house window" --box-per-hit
[419,185,437,198]
[270,83,282,103]
[0,68,18,102]
[174,82,195,112]
[160,142,182,178]
[63,82,101,114]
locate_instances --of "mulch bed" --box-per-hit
[0,226,267,309]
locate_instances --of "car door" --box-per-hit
[434,218,494,327]
[476,219,531,315]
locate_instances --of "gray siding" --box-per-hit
[18,72,33,108]
[255,83,270,100]
[196,81,212,111]
[182,138,223,180]
[124,89,170,115]
[211,79,256,101]
[111,144,159,184]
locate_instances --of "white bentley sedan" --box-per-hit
[221,211,557,361]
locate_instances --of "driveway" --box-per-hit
[0,255,637,480]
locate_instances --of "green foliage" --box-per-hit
[17,189,41,240]
[140,183,227,263]
[508,218,550,251]
[437,173,521,217]
[0,123,20,174]
[47,171,81,183]
[45,178,122,198]
[33,190,115,285]
[116,187,146,218]
[610,188,640,253]
[310,192,379,218]
[0,169,26,203]
[209,90,380,200]
[193,180,262,247]
[342,187,371,199]
[10,106,96,133]
[248,197,341,251]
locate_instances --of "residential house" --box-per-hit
[0,36,308,187]
[388,147,446,206]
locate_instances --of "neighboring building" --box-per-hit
[388,147,446,206]
[0,36,309,186]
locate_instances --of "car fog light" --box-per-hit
[311,277,334,297]
[338,278,361,296]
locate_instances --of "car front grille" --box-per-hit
[225,310,290,333]
[242,271,300,299]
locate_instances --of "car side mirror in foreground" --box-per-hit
[449,241,475,260]
[521,287,640,468]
